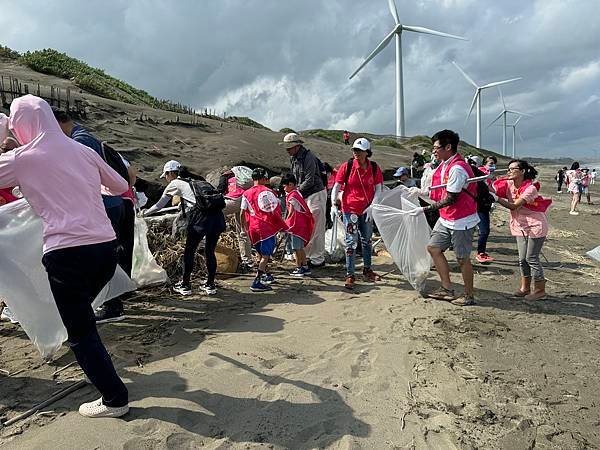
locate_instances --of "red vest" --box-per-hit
[243,184,288,244]
[285,189,314,243]
[225,176,245,199]
[430,153,477,221]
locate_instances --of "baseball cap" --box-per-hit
[160,160,181,178]
[279,132,304,149]
[252,167,269,180]
[394,167,409,178]
[352,137,370,152]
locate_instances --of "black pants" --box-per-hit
[105,201,135,311]
[42,241,128,407]
[183,225,222,286]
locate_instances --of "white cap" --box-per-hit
[280,132,304,149]
[469,155,483,166]
[352,137,370,152]
[160,160,181,178]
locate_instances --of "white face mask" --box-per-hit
[488,164,496,172]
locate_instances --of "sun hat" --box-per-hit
[394,167,409,178]
[160,160,181,178]
[279,132,304,149]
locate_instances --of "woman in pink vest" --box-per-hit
[410,130,479,306]
[494,160,550,300]
[281,172,315,277]
[240,168,288,292]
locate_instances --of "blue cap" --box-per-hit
[394,167,409,177]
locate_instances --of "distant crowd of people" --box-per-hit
[555,163,595,215]
[0,95,559,419]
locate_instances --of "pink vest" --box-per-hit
[430,153,477,221]
[243,185,288,244]
[225,176,245,199]
[285,189,314,243]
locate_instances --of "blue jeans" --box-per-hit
[343,213,373,276]
[477,211,490,254]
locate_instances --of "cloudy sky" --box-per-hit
[2,0,599,158]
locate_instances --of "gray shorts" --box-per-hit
[428,221,475,259]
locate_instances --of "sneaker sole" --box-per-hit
[95,316,125,324]
[79,405,130,418]
[250,288,272,292]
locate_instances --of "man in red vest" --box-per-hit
[281,173,315,277]
[409,130,478,306]
[240,168,288,292]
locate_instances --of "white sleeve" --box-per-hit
[289,197,303,212]
[240,196,249,211]
[446,166,469,193]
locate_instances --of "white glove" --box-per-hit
[330,205,339,222]
[407,206,425,216]
[408,187,421,195]
[490,192,498,202]
[365,205,374,222]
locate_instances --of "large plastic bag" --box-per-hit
[325,217,345,263]
[371,186,432,292]
[131,215,169,287]
[0,199,136,359]
[231,166,253,189]
[587,245,600,262]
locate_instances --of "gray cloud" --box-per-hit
[1,0,598,158]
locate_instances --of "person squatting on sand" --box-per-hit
[0,95,130,418]
[53,109,137,324]
[493,160,550,301]
[281,133,327,268]
[330,137,383,290]
[240,168,288,292]
[144,160,226,296]
[410,130,479,306]
[281,173,315,277]
[217,167,254,271]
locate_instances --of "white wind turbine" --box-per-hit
[452,61,522,149]
[349,0,467,138]
[488,87,531,156]
[493,115,526,158]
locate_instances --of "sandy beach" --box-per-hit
[1,167,599,449]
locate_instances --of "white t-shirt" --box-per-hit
[164,178,196,208]
[438,155,480,230]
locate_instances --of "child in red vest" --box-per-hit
[281,173,314,277]
[241,168,288,292]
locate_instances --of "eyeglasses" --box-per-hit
[432,145,445,150]
[507,167,522,172]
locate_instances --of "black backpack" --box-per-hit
[186,179,226,213]
[315,157,328,187]
[343,158,379,184]
[462,165,494,213]
[100,142,130,184]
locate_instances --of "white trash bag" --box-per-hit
[587,245,600,263]
[131,215,169,287]
[0,199,136,360]
[231,166,253,189]
[371,186,432,292]
[325,217,346,263]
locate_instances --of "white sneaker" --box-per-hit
[79,397,129,418]
[569,210,579,216]
[202,283,217,295]
[284,253,295,261]
[1,307,19,324]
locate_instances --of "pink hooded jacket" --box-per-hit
[0,95,128,253]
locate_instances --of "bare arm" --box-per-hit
[497,196,526,211]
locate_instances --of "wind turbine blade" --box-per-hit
[402,25,467,41]
[465,90,479,123]
[514,116,523,126]
[452,61,478,88]
[349,27,397,79]
[487,111,504,128]
[498,87,506,109]
[518,130,524,142]
[481,77,522,89]
[388,0,400,25]
[506,109,532,117]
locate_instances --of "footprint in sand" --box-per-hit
[122,437,162,450]
[165,432,205,449]
[350,349,378,378]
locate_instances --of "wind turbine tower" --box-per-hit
[350,0,467,138]
[488,87,531,156]
[453,61,522,149]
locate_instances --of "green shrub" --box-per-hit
[228,116,270,130]
[279,127,296,134]
[0,45,20,60]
